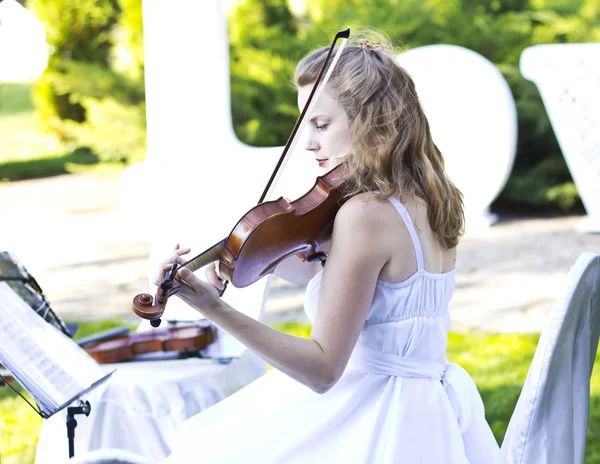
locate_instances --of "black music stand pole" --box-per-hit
[66,400,91,458]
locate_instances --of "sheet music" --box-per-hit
[0,282,107,416]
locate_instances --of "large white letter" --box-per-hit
[0,0,47,82]
[119,0,289,321]
[520,44,600,233]
[398,45,518,232]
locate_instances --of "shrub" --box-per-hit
[28,0,119,64]
[228,0,304,147]
[112,0,144,81]
[29,0,146,165]
[38,59,146,164]
[29,0,120,131]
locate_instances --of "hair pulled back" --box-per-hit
[295,30,465,249]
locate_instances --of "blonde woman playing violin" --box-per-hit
[158,31,499,464]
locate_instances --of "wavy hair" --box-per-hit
[294,30,465,249]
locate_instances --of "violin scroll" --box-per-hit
[133,242,228,326]
[132,292,165,327]
[133,264,178,326]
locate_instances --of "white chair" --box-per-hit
[499,252,600,463]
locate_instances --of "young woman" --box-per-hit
[158,33,500,463]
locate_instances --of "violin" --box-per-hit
[80,321,215,364]
[132,28,351,327]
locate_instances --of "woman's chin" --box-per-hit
[326,159,344,171]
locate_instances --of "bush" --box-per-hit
[29,0,120,131]
[28,0,119,64]
[29,0,146,165]
[36,60,146,164]
[62,96,146,164]
[228,0,304,146]
[112,0,145,81]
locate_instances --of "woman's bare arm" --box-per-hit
[174,194,389,393]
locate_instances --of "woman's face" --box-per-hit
[297,85,353,171]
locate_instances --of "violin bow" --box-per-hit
[260,27,350,203]
[180,27,351,295]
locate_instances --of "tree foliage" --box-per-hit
[228,0,305,146]
[228,0,599,212]
[29,0,145,164]
[28,0,119,64]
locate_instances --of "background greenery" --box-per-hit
[1,0,599,213]
[2,321,600,463]
[2,1,599,462]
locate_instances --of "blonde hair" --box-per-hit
[294,30,465,249]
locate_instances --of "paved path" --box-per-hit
[1,173,599,333]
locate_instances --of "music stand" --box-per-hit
[0,251,72,336]
[0,250,115,459]
[66,401,91,459]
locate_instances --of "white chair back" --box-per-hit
[499,252,600,463]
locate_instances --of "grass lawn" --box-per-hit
[2,320,600,463]
[0,82,67,178]
[0,81,117,181]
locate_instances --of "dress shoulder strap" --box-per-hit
[386,196,425,271]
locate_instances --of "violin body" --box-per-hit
[219,165,345,287]
[83,322,216,364]
[133,166,347,324]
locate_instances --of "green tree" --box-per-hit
[29,0,120,126]
[30,0,147,164]
[228,0,305,146]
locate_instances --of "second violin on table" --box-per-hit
[78,321,216,364]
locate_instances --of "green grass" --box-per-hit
[0,81,108,182]
[0,82,66,163]
[3,322,600,463]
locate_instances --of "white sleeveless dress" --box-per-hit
[163,197,500,463]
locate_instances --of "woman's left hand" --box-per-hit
[173,267,221,313]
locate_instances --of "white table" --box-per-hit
[34,330,266,464]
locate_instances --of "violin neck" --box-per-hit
[181,239,227,273]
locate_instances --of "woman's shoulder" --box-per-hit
[334,192,393,232]
[329,193,396,266]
